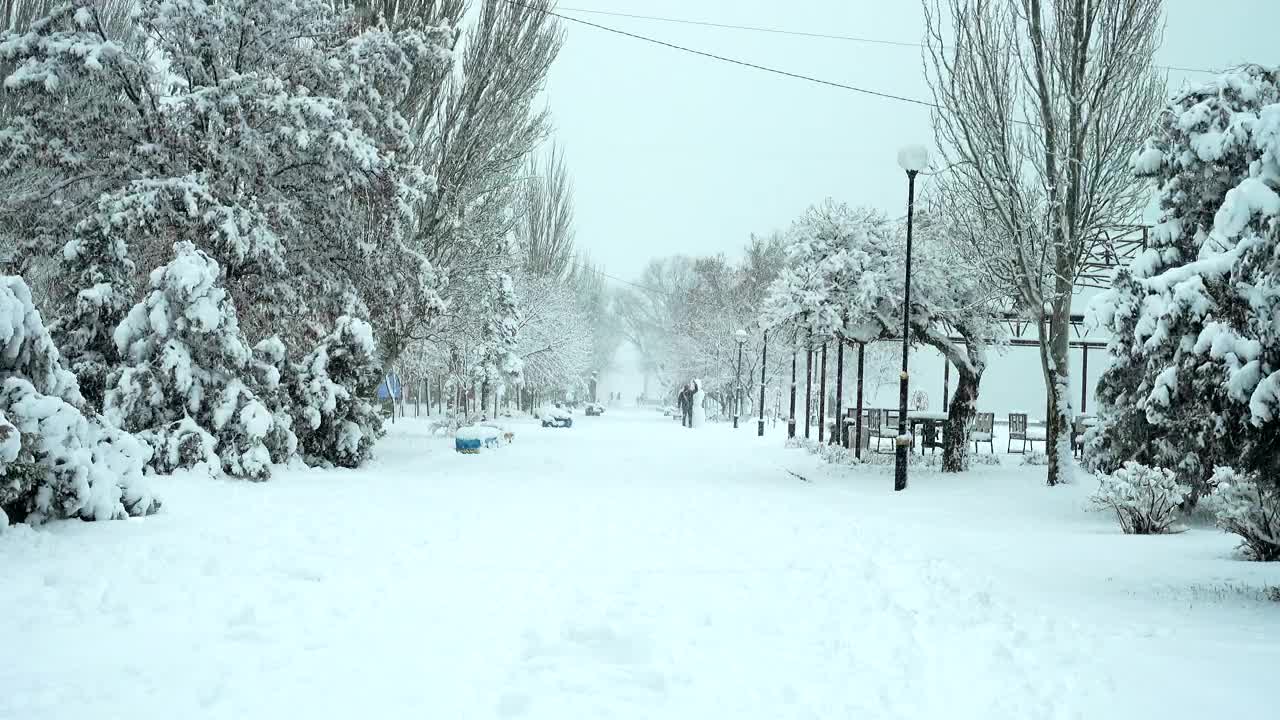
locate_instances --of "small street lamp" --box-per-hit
[894,144,930,492]
[733,328,747,429]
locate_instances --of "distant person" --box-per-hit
[678,383,693,428]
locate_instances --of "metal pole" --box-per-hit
[788,345,797,439]
[943,359,950,411]
[818,342,828,443]
[835,339,845,446]
[1081,346,1089,414]
[855,342,865,460]
[734,340,744,429]
[804,335,813,439]
[758,329,768,437]
[895,170,919,492]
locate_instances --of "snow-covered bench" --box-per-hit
[455,425,502,453]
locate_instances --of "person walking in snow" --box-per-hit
[678,383,694,428]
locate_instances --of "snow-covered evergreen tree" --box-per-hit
[293,316,383,468]
[251,336,299,465]
[47,219,135,411]
[1091,64,1280,501]
[474,272,523,406]
[1,275,158,525]
[106,242,273,480]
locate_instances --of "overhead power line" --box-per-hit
[502,0,939,109]
[568,257,675,298]
[555,4,1218,76]
[557,6,921,48]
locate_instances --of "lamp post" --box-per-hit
[758,328,768,437]
[733,328,747,428]
[788,343,797,439]
[894,144,930,492]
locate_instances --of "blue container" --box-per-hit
[455,437,482,453]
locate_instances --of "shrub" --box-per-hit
[292,316,383,468]
[1091,462,1190,534]
[1,276,158,525]
[138,418,218,475]
[1204,468,1280,561]
[1021,451,1049,467]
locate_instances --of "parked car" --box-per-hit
[541,405,573,428]
[584,403,605,416]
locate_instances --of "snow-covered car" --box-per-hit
[584,403,605,416]
[540,406,573,428]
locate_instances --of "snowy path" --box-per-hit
[3,410,1277,719]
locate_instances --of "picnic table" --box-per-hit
[907,411,950,452]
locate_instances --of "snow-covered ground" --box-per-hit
[2,409,1277,719]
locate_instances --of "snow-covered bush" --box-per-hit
[1091,462,1191,535]
[1204,467,1280,561]
[0,276,158,525]
[1021,451,1050,467]
[106,242,275,480]
[138,418,217,476]
[293,316,384,468]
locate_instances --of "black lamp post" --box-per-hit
[894,145,930,492]
[733,328,747,428]
[788,342,797,439]
[758,328,768,437]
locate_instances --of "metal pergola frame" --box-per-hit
[786,223,1147,452]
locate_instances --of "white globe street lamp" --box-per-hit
[894,145,930,492]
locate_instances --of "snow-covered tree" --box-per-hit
[0,0,456,352]
[106,242,274,480]
[374,0,561,369]
[475,272,523,410]
[514,270,592,398]
[46,219,135,411]
[293,315,384,468]
[1,275,158,525]
[924,0,1165,485]
[761,200,1001,471]
[250,336,298,465]
[1090,65,1280,503]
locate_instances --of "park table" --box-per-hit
[907,411,950,452]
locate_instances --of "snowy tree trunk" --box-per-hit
[942,365,979,472]
[1039,302,1074,486]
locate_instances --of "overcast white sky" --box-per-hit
[545,0,1279,411]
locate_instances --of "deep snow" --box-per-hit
[2,409,1277,719]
